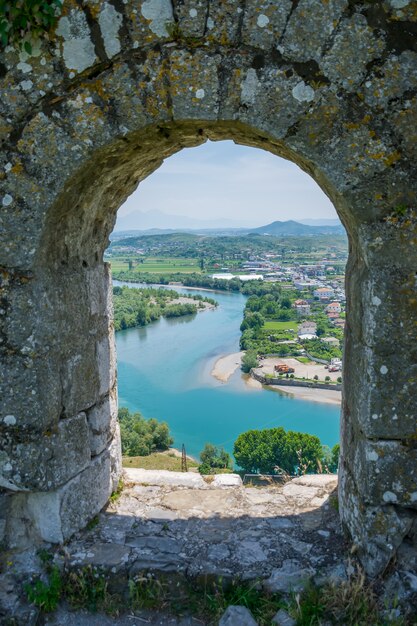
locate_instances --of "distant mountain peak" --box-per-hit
[250,220,344,236]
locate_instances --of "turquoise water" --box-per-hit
[115,281,341,459]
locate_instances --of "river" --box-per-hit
[114,281,340,460]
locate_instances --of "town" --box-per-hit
[108,230,347,382]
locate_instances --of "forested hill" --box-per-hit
[108,231,347,258]
[250,220,344,236]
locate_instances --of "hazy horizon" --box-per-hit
[115,140,338,231]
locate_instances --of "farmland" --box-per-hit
[263,321,297,332]
[110,256,201,274]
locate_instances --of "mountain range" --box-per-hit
[110,219,345,241]
[114,209,341,233]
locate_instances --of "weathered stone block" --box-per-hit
[321,14,385,91]
[362,51,417,110]
[109,422,122,493]
[55,7,98,74]
[280,0,347,62]
[0,354,62,433]
[264,559,316,593]
[123,0,173,45]
[169,49,220,121]
[219,605,258,626]
[23,449,112,544]
[96,330,116,398]
[87,386,118,456]
[339,465,414,577]
[1,413,91,492]
[241,0,292,50]
[350,440,417,508]
[175,0,207,38]
[205,1,243,45]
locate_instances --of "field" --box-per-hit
[122,452,199,471]
[263,321,298,331]
[109,256,201,274]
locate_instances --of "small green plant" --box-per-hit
[109,478,124,503]
[329,494,339,511]
[287,568,409,626]
[37,548,53,564]
[24,565,62,612]
[64,566,108,612]
[393,204,408,217]
[165,20,182,41]
[128,575,164,610]
[0,0,63,54]
[86,515,99,531]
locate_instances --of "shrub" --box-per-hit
[198,443,232,474]
[0,0,63,53]
[241,349,259,373]
[118,407,173,456]
[325,375,331,382]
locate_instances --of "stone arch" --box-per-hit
[1,0,416,579]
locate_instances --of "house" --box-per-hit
[321,336,340,346]
[293,280,318,290]
[327,311,340,320]
[293,299,311,317]
[332,318,346,329]
[298,321,317,340]
[326,302,341,315]
[314,287,334,301]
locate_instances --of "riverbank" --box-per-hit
[245,374,341,405]
[270,384,341,406]
[117,284,340,456]
[211,351,244,382]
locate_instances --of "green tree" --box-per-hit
[118,408,173,456]
[233,427,324,475]
[199,443,232,474]
[241,349,259,373]
[277,308,292,321]
[330,444,340,473]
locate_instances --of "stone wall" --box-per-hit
[0,0,416,580]
[250,370,342,392]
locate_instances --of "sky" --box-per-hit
[115,140,337,230]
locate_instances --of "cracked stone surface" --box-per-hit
[59,471,346,581]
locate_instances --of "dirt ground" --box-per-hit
[259,357,341,382]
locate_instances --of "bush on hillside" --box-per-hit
[118,407,173,456]
[198,443,233,474]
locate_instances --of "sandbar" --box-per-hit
[211,351,244,382]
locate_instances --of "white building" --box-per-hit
[314,287,334,301]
